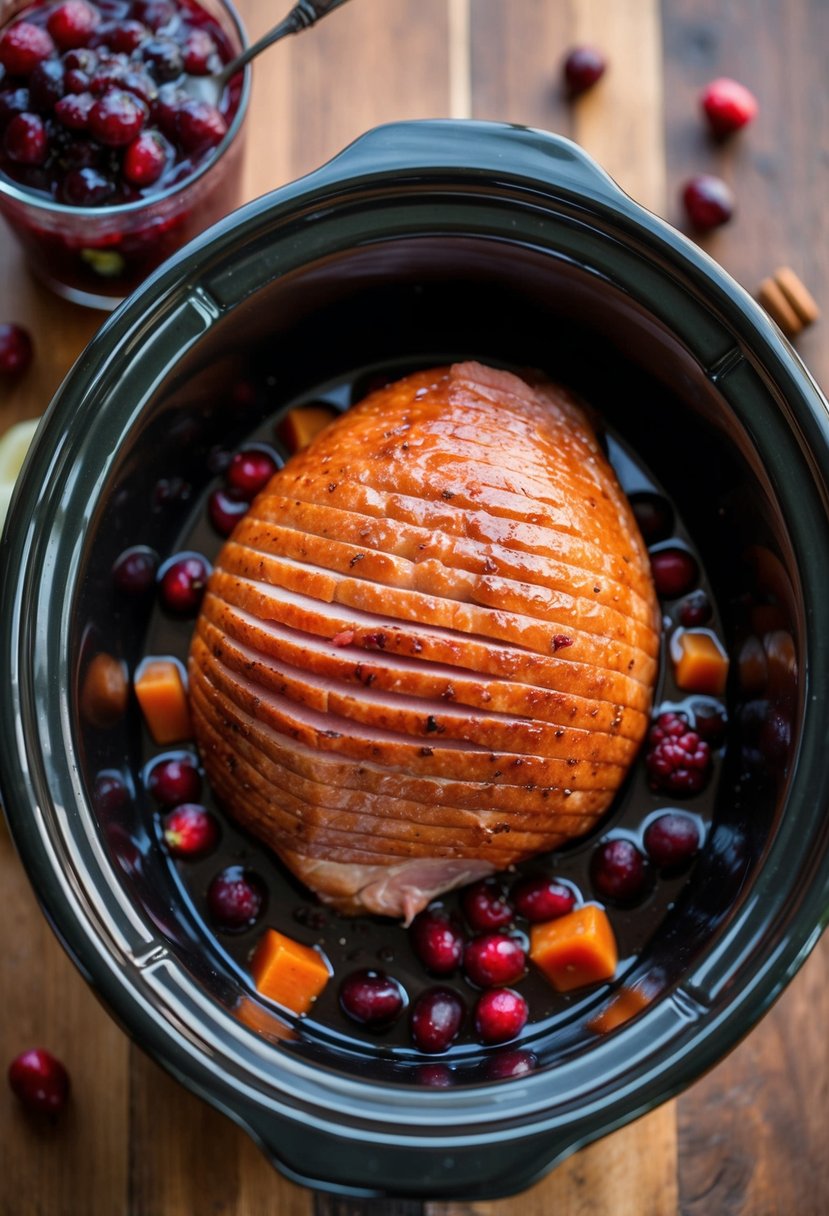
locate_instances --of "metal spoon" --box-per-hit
[185,0,354,105]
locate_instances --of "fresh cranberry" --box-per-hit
[112,544,159,594]
[0,22,56,76]
[474,988,528,1046]
[629,492,673,543]
[206,865,265,931]
[92,769,129,816]
[682,174,735,231]
[29,59,66,112]
[226,447,279,500]
[60,164,115,204]
[0,87,31,131]
[147,754,202,805]
[461,878,513,931]
[590,838,650,904]
[679,589,712,628]
[88,88,146,146]
[47,0,100,51]
[207,486,249,536]
[416,1063,454,1087]
[163,802,219,858]
[123,129,168,185]
[175,97,227,151]
[339,969,406,1028]
[410,907,464,975]
[643,811,702,870]
[650,547,699,599]
[152,80,183,135]
[116,66,157,107]
[63,46,97,72]
[463,934,526,988]
[158,552,210,614]
[4,112,47,165]
[97,19,148,53]
[133,0,177,32]
[701,77,758,138]
[182,27,216,74]
[692,700,728,746]
[140,35,182,82]
[409,988,465,1053]
[562,45,607,96]
[512,874,576,922]
[8,1048,70,1115]
[645,711,712,796]
[0,322,33,376]
[484,1048,537,1081]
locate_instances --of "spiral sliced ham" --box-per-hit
[189,362,660,921]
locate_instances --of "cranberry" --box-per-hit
[141,35,182,81]
[590,838,650,904]
[158,552,210,614]
[152,80,183,136]
[61,164,115,204]
[175,97,227,151]
[645,711,712,796]
[92,769,129,816]
[116,67,157,107]
[226,447,279,500]
[701,77,758,139]
[98,19,148,53]
[629,492,673,543]
[4,112,47,165]
[29,59,66,112]
[339,968,405,1028]
[679,589,712,628]
[643,811,702,870]
[88,88,146,146]
[123,129,168,185]
[562,45,607,96]
[0,322,33,376]
[512,874,576,922]
[682,174,735,232]
[63,46,97,72]
[692,700,728,746]
[0,23,56,76]
[206,865,265,931]
[8,1048,70,1115]
[650,547,699,599]
[148,754,201,807]
[474,988,528,1046]
[409,987,465,1053]
[48,0,100,51]
[0,87,32,131]
[182,27,216,74]
[410,907,464,975]
[163,802,219,858]
[207,486,249,536]
[112,544,159,594]
[461,878,513,931]
[133,0,177,32]
[55,89,93,129]
[463,934,526,988]
[484,1048,537,1081]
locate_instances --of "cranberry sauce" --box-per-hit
[117,362,730,1080]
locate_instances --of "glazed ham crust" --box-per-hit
[189,362,661,921]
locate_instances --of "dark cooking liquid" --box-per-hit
[137,360,727,1076]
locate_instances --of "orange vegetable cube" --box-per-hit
[134,658,192,745]
[251,928,331,1015]
[673,629,729,695]
[529,903,618,993]
[277,404,338,454]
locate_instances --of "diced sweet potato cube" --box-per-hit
[673,630,729,695]
[134,658,191,744]
[251,927,331,1015]
[529,903,618,992]
[277,404,338,454]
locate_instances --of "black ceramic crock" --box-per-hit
[3,120,829,1200]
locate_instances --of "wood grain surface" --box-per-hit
[1,1,828,1213]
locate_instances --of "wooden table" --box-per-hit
[2,1,828,1212]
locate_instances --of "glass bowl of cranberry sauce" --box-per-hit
[0,0,249,309]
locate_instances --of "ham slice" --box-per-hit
[189,362,661,920]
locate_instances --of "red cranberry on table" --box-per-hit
[463,934,526,988]
[339,969,406,1028]
[226,447,280,500]
[158,552,210,614]
[474,988,528,1046]
[461,878,514,931]
[682,174,735,232]
[8,1048,70,1115]
[0,322,33,376]
[147,753,201,805]
[512,874,576,922]
[650,547,699,599]
[562,45,607,97]
[643,811,702,870]
[206,865,265,932]
[163,802,218,858]
[409,987,465,1053]
[700,77,758,138]
[591,838,650,905]
[410,907,465,975]
[645,711,712,796]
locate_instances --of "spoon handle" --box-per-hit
[219,0,354,85]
